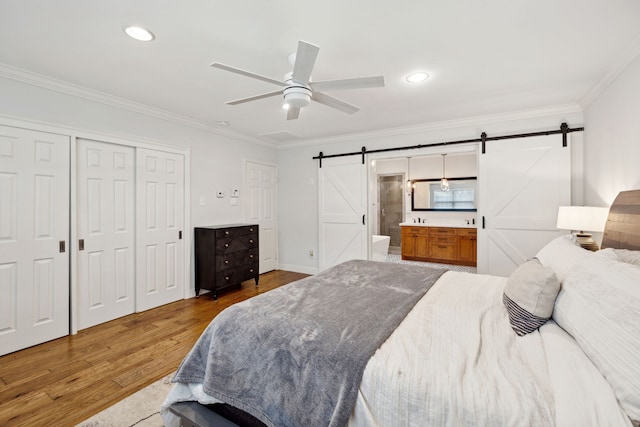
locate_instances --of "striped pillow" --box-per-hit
[503,258,560,336]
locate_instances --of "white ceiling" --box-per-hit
[1,1,640,146]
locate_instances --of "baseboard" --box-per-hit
[277,263,318,275]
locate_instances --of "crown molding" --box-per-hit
[580,34,640,108]
[0,63,276,149]
[277,103,583,150]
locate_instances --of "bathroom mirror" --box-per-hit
[411,177,477,211]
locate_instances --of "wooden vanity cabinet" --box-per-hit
[401,225,476,266]
[401,226,429,259]
[457,228,477,265]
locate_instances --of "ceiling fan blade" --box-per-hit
[310,76,385,92]
[291,41,320,84]
[227,90,282,105]
[311,91,359,115]
[287,106,300,120]
[211,63,286,87]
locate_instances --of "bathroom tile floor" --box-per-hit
[385,253,477,274]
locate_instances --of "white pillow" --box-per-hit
[552,254,640,422]
[535,234,594,281]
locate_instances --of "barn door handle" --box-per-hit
[362,214,365,225]
[179,230,182,240]
[79,239,85,251]
[482,216,485,229]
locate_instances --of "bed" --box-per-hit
[162,190,640,427]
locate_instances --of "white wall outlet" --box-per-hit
[231,189,239,198]
[230,198,238,206]
[216,191,225,198]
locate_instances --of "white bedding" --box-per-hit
[163,270,631,426]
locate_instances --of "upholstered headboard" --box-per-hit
[601,190,640,251]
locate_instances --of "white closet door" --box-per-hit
[245,161,277,273]
[478,134,570,276]
[136,148,184,311]
[318,156,367,271]
[76,140,135,330]
[0,125,69,356]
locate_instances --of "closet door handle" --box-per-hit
[79,239,85,251]
[59,241,66,253]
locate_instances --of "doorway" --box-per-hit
[377,174,404,252]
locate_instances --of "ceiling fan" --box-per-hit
[210,40,385,120]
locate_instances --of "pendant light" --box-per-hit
[440,154,450,192]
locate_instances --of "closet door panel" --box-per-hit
[77,139,135,330]
[136,148,184,311]
[0,125,69,356]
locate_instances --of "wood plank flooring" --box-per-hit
[0,270,309,427]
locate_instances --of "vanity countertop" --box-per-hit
[399,222,477,229]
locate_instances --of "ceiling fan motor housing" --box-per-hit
[283,85,312,108]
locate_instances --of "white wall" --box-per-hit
[0,76,277,292]
[583,53,640,207]
[278,110,584,273]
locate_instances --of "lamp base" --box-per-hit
[576,233,599,252]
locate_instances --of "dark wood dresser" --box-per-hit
[194,224,259,299]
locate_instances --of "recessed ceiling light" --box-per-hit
[406,72,430,83]
[124,26,155,42]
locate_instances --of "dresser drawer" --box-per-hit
[216,249,258,270]
[457,228,477,237]
[215,226,257,239]
[215,234,258,254]
[216,265,258,287]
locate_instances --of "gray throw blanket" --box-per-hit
[173,259,446,427]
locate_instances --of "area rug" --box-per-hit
[75,372,174,427]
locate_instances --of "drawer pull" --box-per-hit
[225,243,229,248]
[225,231,230,236]
[224,276,230,281]
[439,237,447,241]
[224,260,229,264]
[249,269,254,273]
[249,239,254,243]
[439,245,447,249]
[249,254,254,258]
[249,228,254,232]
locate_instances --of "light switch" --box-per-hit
[230,189,240,198]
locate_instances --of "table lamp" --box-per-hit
[556,206,609,251]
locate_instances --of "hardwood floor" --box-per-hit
[0,270,309,427]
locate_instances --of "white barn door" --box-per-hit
[478,134,570,276]
[245,161,277,273]
[76,140,135,330]
[0,125,69,356]
[318,156,367,271]
[136,148,184,311]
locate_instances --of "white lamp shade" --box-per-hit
[556,206,609,232]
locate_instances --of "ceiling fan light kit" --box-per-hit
[283,86,312,108]
[210,40,385,120]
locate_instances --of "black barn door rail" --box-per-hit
[313,123,583,166]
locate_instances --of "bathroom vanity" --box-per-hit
[400,224,477,266]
